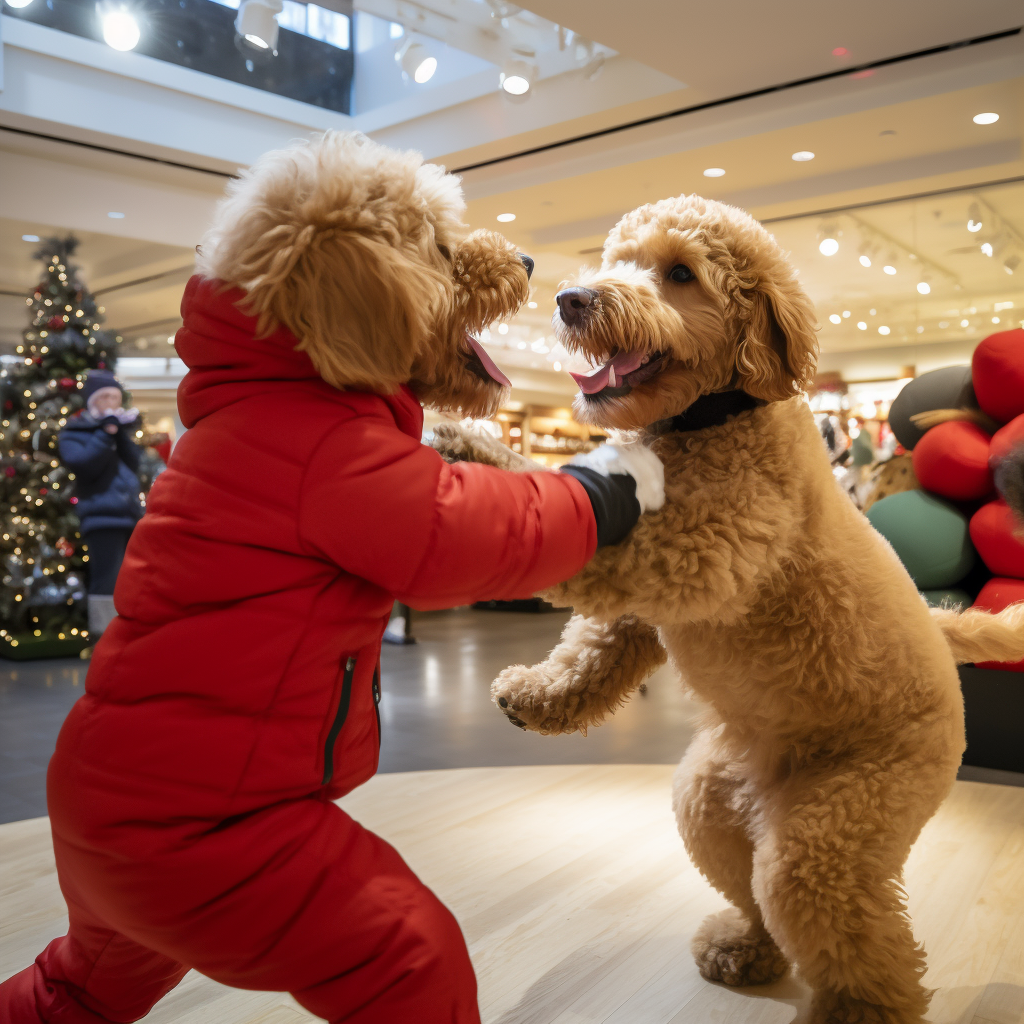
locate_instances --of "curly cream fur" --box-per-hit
[483,195,991,1024]
[197,130,528,416]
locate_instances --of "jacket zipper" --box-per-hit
[322,656,356,785]
[372,664,382,745]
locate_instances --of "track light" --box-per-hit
[395,38,437,83]
[97,2,141,51]
[235,0,282,54]
[1004,255,1020,275]
[981,242,993,257]
[967,202,983,232]
[859,254,871,267]
[818,223,840,256]
[500,57,537,99]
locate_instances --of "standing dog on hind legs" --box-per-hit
[436,194,1024,1024]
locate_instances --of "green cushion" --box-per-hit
[867,490,976,588]
[920,589,972,611]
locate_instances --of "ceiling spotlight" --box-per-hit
[842,310,851,317]
[792,151,815,162]
[829,314,842,324]
[917,281,931,295]
[4,0,36,8]
[857,321,867,330]
[396,39,436,83]
[21,234,40,242]
[703,168,726,178]
[1005,255,1021,275]
[967,202,983,232]
[981,242,994,257]
[883,264,897,275]
[878,325,890,335]
[500,57,537,99]
[97,2,141,51]
[496,213,516,223]
[960,318,970,327]
[235,0,282,53]
[859,254,872,268]
[973,112,999,125]
[819,238,839,256]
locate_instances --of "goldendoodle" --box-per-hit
[434,194,1024,1024]
[197,129,531,416]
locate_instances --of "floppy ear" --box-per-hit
[735,275,819,403]
[234,222,453,393]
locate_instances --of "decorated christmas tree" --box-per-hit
[0,236,125,657]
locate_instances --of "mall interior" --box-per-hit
[1,2,1024,1023]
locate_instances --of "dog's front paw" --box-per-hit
[491,666,582,735]
[692,909,788,987]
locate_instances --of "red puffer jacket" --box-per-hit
[51,275,596,831]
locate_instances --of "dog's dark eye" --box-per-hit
[437,244,452,262]
[668,264,694,283]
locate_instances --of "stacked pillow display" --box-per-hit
[867,329,1024,669]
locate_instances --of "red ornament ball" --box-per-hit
[69,496,78,505]
[972,328,1024,424]
[97,361,106,369]
[58,377,75,390]
[4,466,14,478]
[911,421,993,501]
[39,487,48,495]
[47,315,64,330]
[970,499,1024,578]
[990,413,1024,465]
[973,576,1024,670]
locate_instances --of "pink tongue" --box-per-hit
[467,336,511,387]
[569,350,646,395]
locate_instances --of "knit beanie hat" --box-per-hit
[81,369,123,403]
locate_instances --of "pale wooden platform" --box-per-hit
[2,765,1024,1024]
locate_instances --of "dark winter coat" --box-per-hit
[58,412,144,532]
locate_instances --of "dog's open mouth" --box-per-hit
[570,350,667,399]
[463,332,511,387]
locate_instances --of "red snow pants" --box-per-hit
[0,795,480,1023]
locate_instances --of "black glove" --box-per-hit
[560,465,642,548]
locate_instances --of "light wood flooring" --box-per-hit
[2,765,1024,1023]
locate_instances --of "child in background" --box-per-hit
[57,369,143,638]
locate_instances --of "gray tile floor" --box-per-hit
[1,607,1020,825]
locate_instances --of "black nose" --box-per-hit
[555,287,598,325]
[518,253,534,279]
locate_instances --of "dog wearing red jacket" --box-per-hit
[0,131,662,1024]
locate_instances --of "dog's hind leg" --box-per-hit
[674,728,789,987]
[752,758,951,1024]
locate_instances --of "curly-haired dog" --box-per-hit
[437,195,1024,1024]
[1,131,658,1024]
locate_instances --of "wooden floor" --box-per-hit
[2,765,1024,1024]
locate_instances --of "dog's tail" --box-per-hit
[932,603,1024,665]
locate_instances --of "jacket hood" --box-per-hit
[174,275,423,437]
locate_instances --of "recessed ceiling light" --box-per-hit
[98,3,141,51]
[107,212,125,219]
[5,0,36,7]
[496,213,516,223]
[527,301,538,308]
[917,281,931,295]
[878,325,890,335]
[21,234,40,242]
[497,323,509,334]
[842,310,851,317]
[992,316,1001,323]
[883,264,897,275]
[553,361,561,371]
[829,314,842,324]
[859,254,871,268]
[973,112,999,125]
[819,238,839,256]
[792,151,815,162]
[703,168,726,178]
[857,321,867,330]
[960,319,970,327]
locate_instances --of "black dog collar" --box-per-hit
[669,390,765,433]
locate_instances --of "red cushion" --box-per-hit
[990,413,1024,465]
[911,421,993,500]
[973,577,1024,670]
[972,328,1024,424]
[970,499,1024,578]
